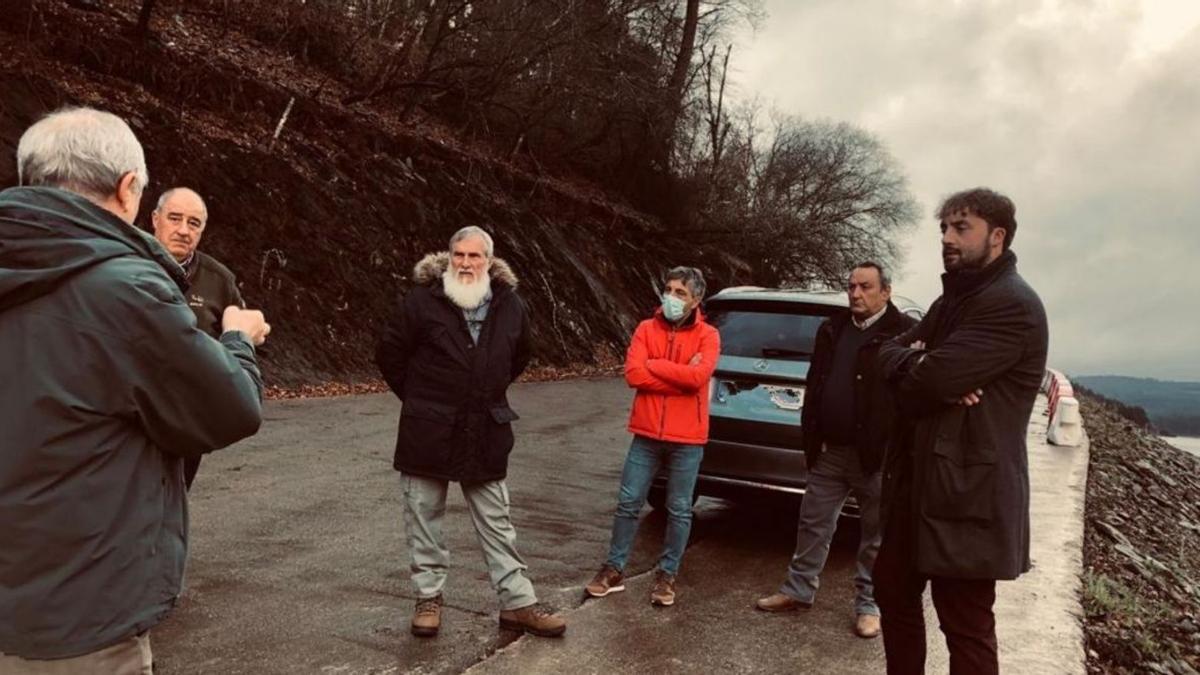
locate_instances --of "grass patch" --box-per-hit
[1083,570,1138,618]
[1082,570,1175,660]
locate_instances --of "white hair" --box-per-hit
[449,226,494,258]
[155,187,209,221]
[16,107,149,200]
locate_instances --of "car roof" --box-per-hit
[708,286,925,313]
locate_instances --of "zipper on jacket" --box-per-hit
[659,326,678,438]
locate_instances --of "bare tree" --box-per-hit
[701,42,732,175]
[681,115,919,287]
[657,0,699,169]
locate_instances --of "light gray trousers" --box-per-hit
[401,473,537,610]
[0,634,152,674]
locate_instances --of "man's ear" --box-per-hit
[990,226,1007,249]
[116,172,142,221]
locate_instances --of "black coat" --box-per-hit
[878,251,1048,580]
[801,302,917,474]
[376,252,531,482]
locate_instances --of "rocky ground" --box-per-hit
[0,1,746,387]
[1079,393,1200,674]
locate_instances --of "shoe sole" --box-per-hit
[585,584,626,598]
[855,630,881,639]
[755,603,809,612]
[650,596,675,607]
[411,626,439,638]
[498,619,566,637]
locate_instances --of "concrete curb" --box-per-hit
[1004,397,1088,674]
[928,395,1090,674]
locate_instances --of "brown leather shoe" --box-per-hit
[499,603,566,637]
[650,571,676,607]
[755,592,812,612]
[585,564,626,598]
[855,613,882,638]
[411,595,442,637]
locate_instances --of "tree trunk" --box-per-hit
[136,0,156,39]
[656,0,700,173]
[667,0,700,111]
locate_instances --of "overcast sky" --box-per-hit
[731,0,1200,381]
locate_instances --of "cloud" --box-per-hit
[731,0,1200,380]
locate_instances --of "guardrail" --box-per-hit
[1041,368,1084,447]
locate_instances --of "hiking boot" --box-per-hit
[499,603,567,637]
[411,595,442,637]
[755,592,812,612]
[650,570,676,607]
[585,564,626,598]
[855,613,882,638]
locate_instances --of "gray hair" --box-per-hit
[155,187,209,221]
[665,266,707,300]
[16,107,149,200]
[449,226,494,258]
[852,261,891,289]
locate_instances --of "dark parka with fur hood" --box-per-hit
[376,252,530,482]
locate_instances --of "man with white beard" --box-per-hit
[376,226,566,639]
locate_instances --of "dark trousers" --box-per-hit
[184,456,201,490]
[874,512,999,675]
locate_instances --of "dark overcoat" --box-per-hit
[878,251,1048,580]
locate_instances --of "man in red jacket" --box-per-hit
[584,266,720,607]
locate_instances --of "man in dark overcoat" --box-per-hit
[875,188,1049,675]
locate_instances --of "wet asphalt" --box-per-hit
[152,378,1084,674]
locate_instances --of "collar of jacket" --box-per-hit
[179,250,203,281]
[940,249,1017,299]
[0,186,189,303]
[653,305,704,330]
[827,301,907,340]
[411,251,518,312]
[411,251,519,289]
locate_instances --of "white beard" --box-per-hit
[442,267,492,309]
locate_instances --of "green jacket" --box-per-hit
[0,187,264,659]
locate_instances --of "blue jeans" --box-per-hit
[780,443,883,616]
[604,435,704,576]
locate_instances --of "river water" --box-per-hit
[1162,436,1200,459]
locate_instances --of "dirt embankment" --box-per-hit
[0,2,746,386]
[1079,394,1200,674]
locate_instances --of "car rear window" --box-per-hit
[705,300,842,361]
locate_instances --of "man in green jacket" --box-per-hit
[0,107,270,672]
[150,186,246,489]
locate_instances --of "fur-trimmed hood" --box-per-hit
[412,252,519,288]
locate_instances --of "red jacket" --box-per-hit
[624,308,721,445]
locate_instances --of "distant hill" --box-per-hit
[1074,376,1200,435]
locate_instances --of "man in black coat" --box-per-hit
[756,262,916,640]
[875,188,1049,675]
[376,226,565,640]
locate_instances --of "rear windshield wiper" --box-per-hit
[761,347,811,358]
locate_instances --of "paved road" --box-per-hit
[153,378,883,674]
[154,378,1085,674]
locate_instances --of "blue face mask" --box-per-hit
[661,293,688,322]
